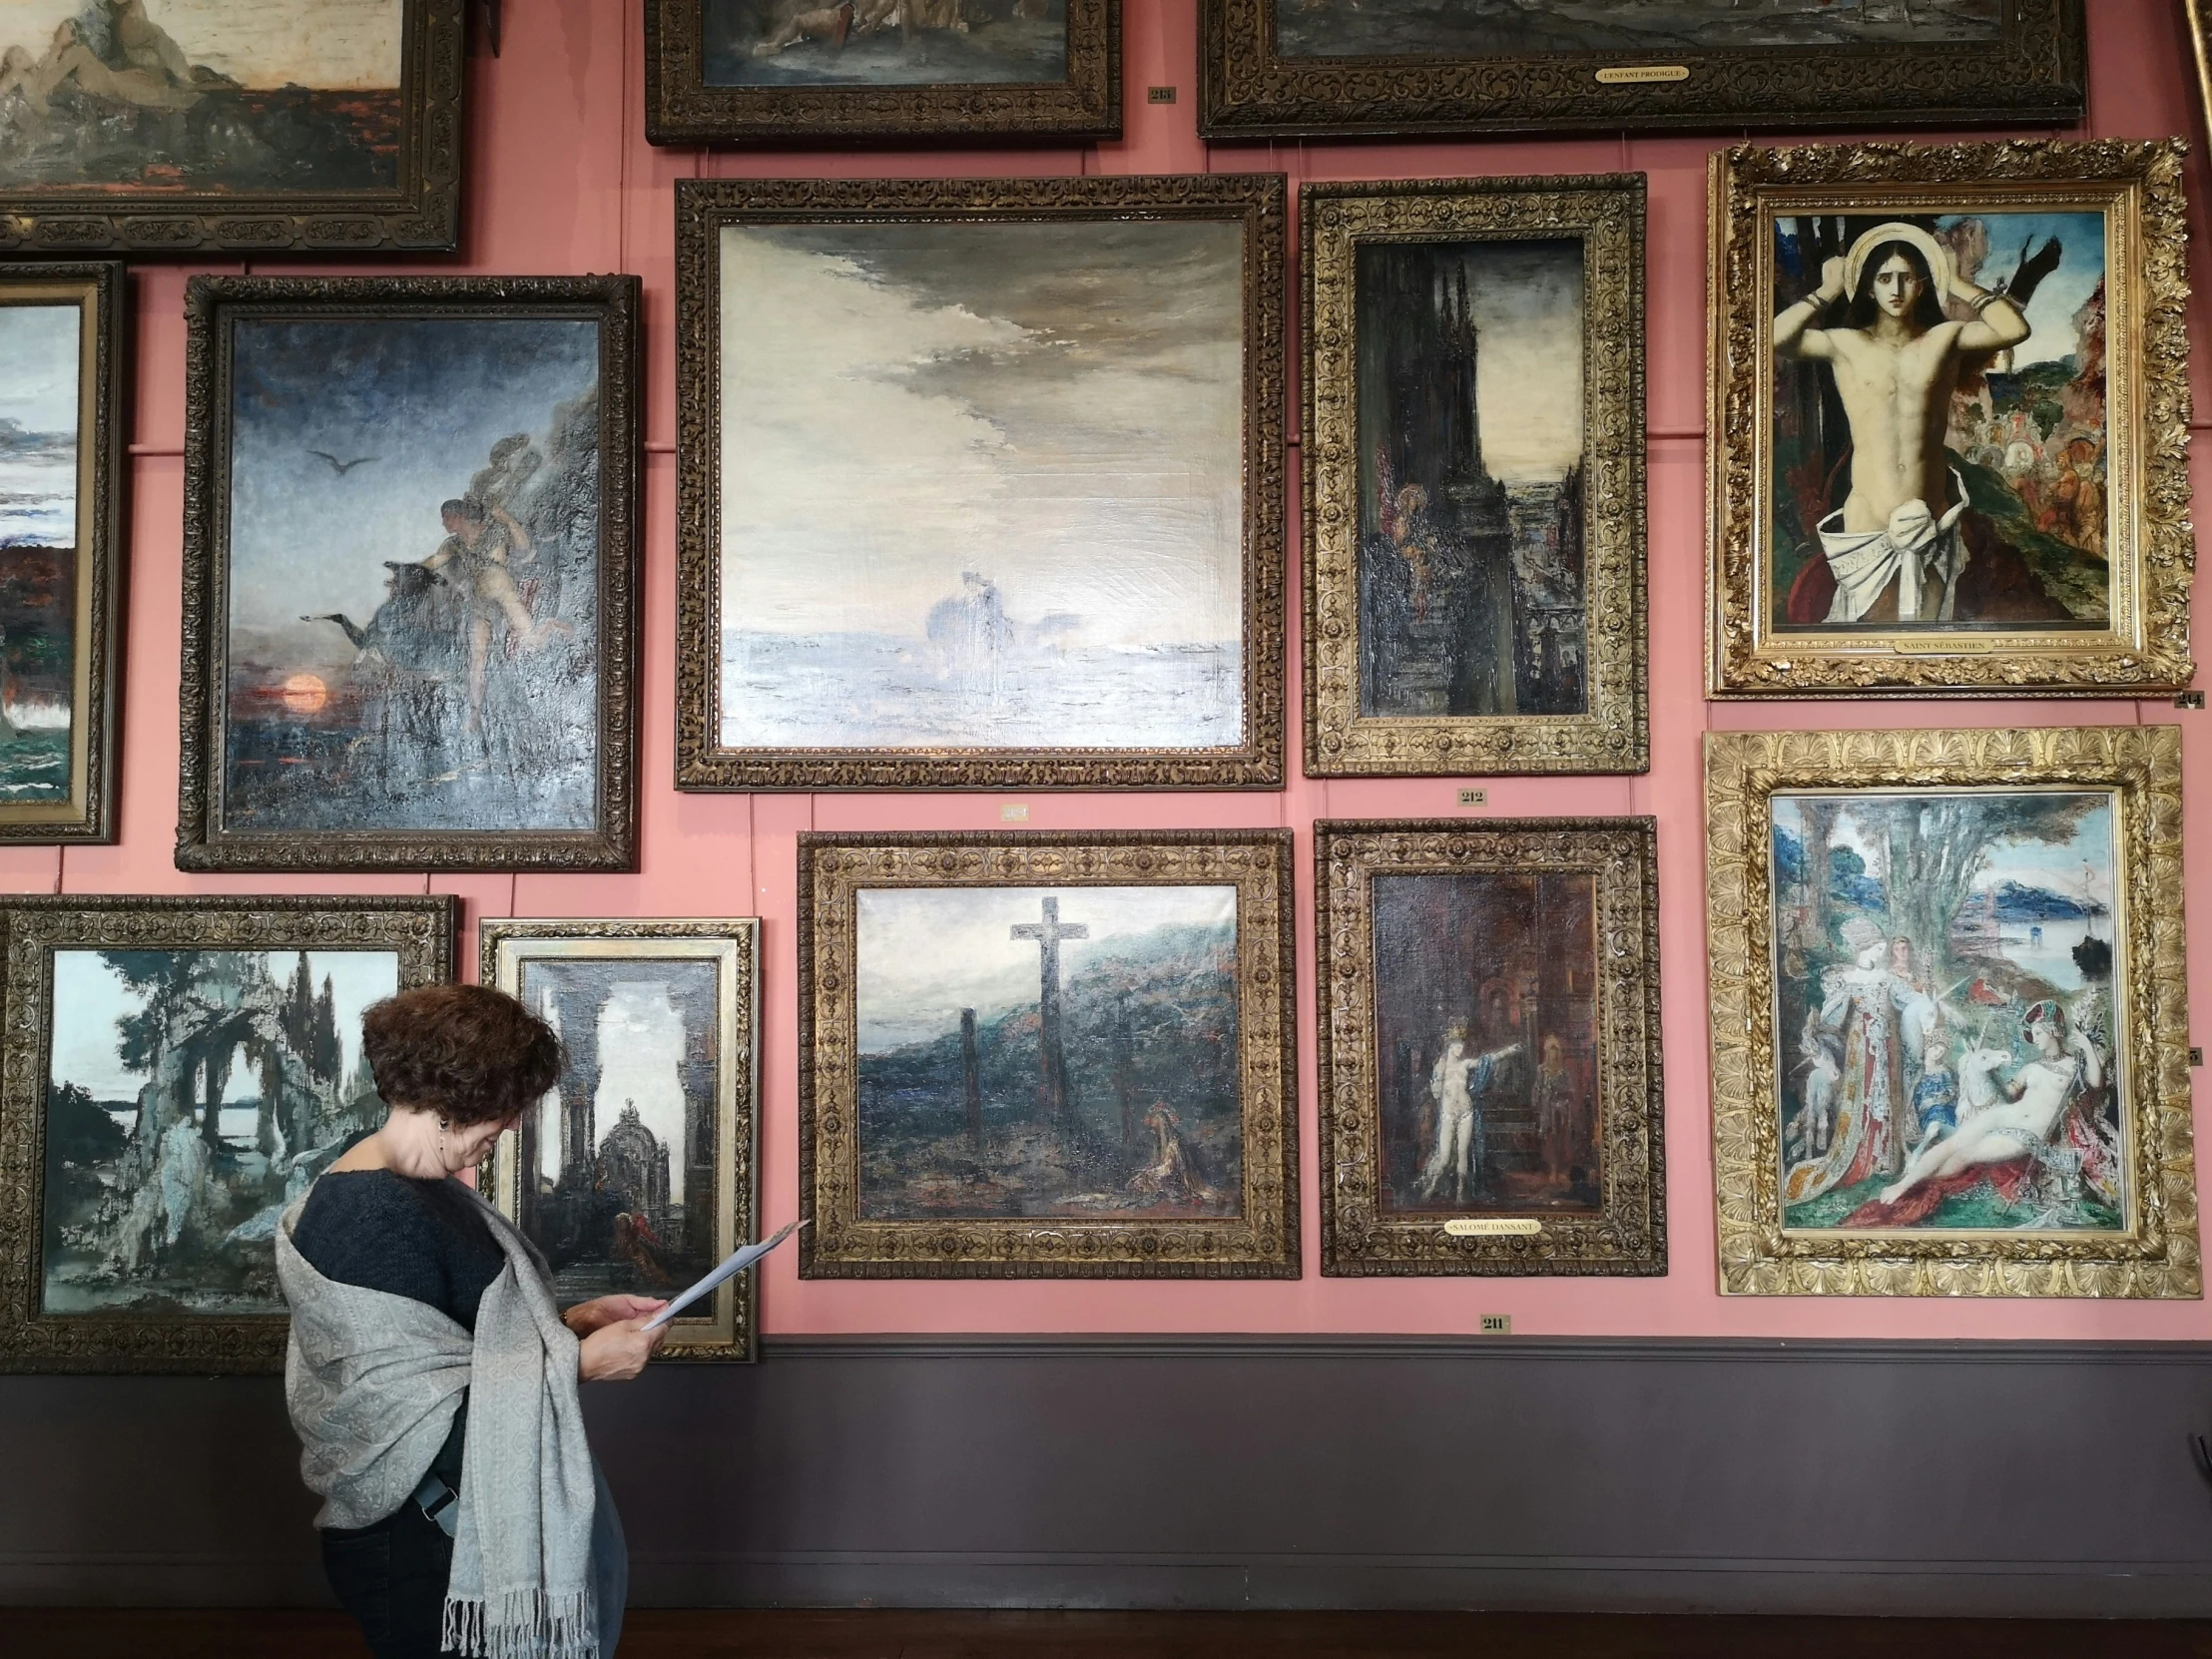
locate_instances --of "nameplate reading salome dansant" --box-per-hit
[1595,64,1690,85]
[1444,1218,1542,1237]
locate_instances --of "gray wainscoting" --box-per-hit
[5,1338,2212,1614]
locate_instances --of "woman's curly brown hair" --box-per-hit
[359,984,563,1126]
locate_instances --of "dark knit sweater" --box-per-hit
[293,1170,506,1505]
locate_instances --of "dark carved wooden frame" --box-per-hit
[1315,819,1665,1277]
[178,276,642,872]
[0,262,128,842]
[1200,0,2083,140]
[0,0,463,256]
[0,894,456,1375]
[645,0,1120,147]
[798,830,1299,1278]
[1302,177,1647,778]
[674,174,1287,791]
[479,917,763,1363]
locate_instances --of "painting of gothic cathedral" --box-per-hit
[0,895,453,1373]
[798,830,1298,1277]
[484,920,760,1361]
[1303,178,1646,777]
[178,276,641,871]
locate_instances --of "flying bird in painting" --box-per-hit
[305,449,378,475]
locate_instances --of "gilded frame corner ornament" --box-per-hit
[0,261,127,844]
[797,830,1300,1279]
[0,0,463,256]
[673,173,1288,792]
[644,0,1120,147]
[1706,140,2195,698]
[1200,0,2083,142]
[1315,819,1665,1278]
[1301,176,1647,779]
[1704,726,2198,1299]
[0,894,457,1375]
[480,917,763,1363]
[176,275,644,872]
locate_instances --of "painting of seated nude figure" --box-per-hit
[1769,211,2110,632]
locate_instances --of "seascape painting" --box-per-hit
[0,296,80,806]
[1278,0,2002,57]
[0,0,402,193]
[1772,789,2125,1235]
[717,218,1246,756]
[1770,210,2110,632]
[704,0,1066,86]
[222,315,604,837]
[40,947,398,1318]
[1357,237,1587,721]
[510,955,725,1310]
[854,885,1244,1222]
[1370,871,1601,1215]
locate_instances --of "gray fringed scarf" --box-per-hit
[277,1184,602,1659]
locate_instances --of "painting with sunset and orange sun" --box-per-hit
[178,276,641,872]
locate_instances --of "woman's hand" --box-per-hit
[577,1317,666,1382]
[564,1294,668,1336]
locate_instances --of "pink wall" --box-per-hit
[35,0,2212,1341]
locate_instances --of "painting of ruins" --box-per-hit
[1200,1,2082,139]
[1708,143,2191,696]
[675,177,1283,789]
[0,895,453,1371]
[180,276,640,870]
[1304,179,1645,776]
[0,2,463,253]
[1315,820,1664,1277]
[486,920,760,1361]
[701,0,1067,87]
[1706,727,2198,1299]
[1772,789,2126,1235]
[799,831,1298,1277]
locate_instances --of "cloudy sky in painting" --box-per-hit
[48,949,397,1102]
[0,0,399,90]
[856,884,1237,1052]
[0,301,78,437]
[718,220,1246,651]
[1461,239,1584,483]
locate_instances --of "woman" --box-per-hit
[276,984,665,1659]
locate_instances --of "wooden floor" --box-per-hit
[5,1609,2212,1658]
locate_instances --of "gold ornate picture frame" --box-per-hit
[1316,819,1664,1278]
[1707,141,2194,698]
[799,830,1298,1278]
[0,894,456,1374]
[645,0,1119,147]
[1705,727,2197,1299]
[675,174,1286,792]
[482,919,761,1362]
[1303,177,1646,778]
[1201,0,2084,142]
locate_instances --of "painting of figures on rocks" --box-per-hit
[40,946,399,1318]
[486,920,760,1359]
[679,176,1284,789]
[703,0,1067,87]
[855,885,1244,1223]
[800,831,1297,1277]
[182,277,639,870]
[0,292,81,809]
[1772,788,2125,1235]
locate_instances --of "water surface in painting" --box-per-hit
[1279,0,1999,57]
[0,0,402,191]
[0,297,80,801]
[704,0,1066,87]
[1771,789,2125,1234]
[854,885,1242,1221]
[224,315,604,835]
[718,219,1246,753]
